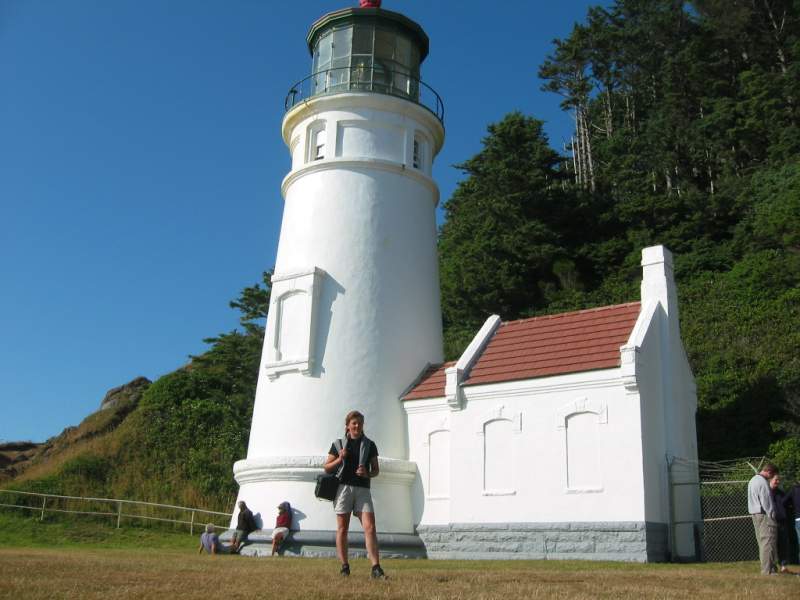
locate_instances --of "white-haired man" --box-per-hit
[748,463,779,575]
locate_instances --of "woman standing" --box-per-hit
[323,410,386,579]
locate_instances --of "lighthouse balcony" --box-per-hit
[285,67,444,123]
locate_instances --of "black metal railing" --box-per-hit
[285,67,444,124]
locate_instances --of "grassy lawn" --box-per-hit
[1,513,798,599]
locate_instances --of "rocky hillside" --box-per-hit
[0,377,150,483]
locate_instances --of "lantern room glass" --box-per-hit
[311,23,421,100]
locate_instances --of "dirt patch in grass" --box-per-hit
[1,548,798,599]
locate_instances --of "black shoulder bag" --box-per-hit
[315,439,343,501]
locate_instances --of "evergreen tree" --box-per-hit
[438,113,579,357]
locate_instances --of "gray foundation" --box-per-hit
[221,522,668,561]
[417,522,669,562]
[221,529,427,558]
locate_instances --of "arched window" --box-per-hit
[565,411,602,491]
[263,268,324,380]
[483,418,514,494]
[307,121,327,162]
[412,132,430,172]
[427,430,450,498]
[275,291,308,362]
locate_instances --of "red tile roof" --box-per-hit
[466,302,641,386]
[402,302,641,400]
[402,361,455,401]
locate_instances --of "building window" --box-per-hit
[412,139,420,169]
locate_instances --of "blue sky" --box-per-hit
[1,0,602,442]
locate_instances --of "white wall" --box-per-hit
[405,369,647,527]
[620,246,702,559]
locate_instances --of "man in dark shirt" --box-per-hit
[770,474,792,572]
[231,500,257,554]
[782,481,800,564]
[324,410,385,579]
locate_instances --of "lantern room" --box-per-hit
[286,2,443,121]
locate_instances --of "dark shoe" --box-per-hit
[339,563,350,577]
[371,564,386,579]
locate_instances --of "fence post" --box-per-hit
[40,496,47,521]
[116,501,122,529]
[190,510,195,536]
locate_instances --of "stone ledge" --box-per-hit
[220,529,426,558]
[417,521,668,563]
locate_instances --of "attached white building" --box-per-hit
[402,246,701,561]
[231,2,701,562]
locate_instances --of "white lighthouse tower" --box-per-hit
[232,1,444,555]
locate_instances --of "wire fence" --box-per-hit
[669,456,773,562]
[699,479,760,562]
[0,489,232,535]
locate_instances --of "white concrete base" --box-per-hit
[232,456,418,534]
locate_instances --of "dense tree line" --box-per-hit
[439,0,799,464]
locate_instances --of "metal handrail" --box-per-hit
[285,67,444,124]
[0,489,232,534]
[0,488,230,516]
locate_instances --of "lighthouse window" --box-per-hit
[352,25,373,55]
[313,32,332,94]
[330,27,352,90]
[375,29,395,62]
[314,129,326,160]
[307,121,327,162]
[413,134,428,171]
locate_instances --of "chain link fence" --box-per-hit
[699,479,759,561]
[670,457,771,562]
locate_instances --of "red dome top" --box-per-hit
[359,0,381,7]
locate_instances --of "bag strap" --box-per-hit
[358,436,372,471]
[334,438,345,478]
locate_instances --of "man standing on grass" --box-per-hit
[748,463,779,575]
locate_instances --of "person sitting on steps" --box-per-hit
[271,501,292,556]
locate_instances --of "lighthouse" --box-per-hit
[232,1,445,555]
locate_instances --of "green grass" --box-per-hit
[1,511,799,599]
[0,509,197,550]
[2,547,799,600]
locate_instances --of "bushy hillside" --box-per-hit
[1,378,149,484]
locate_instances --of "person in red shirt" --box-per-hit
[271,501,292,556]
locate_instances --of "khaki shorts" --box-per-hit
[333,484,374,515]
